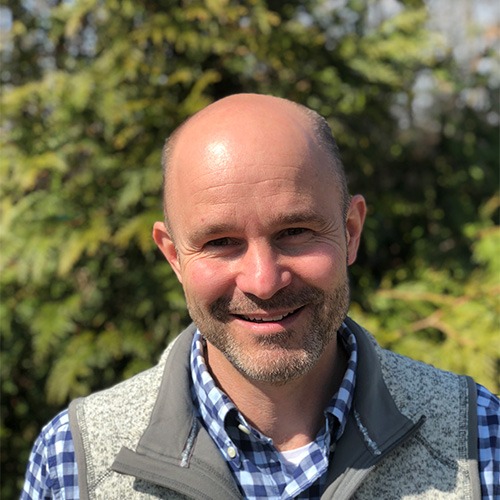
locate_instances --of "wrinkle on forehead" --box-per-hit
[186,161,326,205]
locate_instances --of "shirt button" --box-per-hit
[227,446,237,459]
[238,424,251,435]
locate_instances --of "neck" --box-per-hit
[205,337,347,451]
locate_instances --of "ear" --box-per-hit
[152,221,183,283]
[345,194,366,266]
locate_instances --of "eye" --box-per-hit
[280,227,310,238]
[205,237,239,247]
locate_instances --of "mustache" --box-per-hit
[209,287,325,321]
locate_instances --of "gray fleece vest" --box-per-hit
[68,318,480,499]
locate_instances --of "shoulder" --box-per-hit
[69,331,192,464]
[31,408,75,461]
[476,383,499,497]
[348,319,471,424]
[376,340,468,416]
[477,383,499,435]
[21,409,77,500]
[39,408,72,443]
[70,359,167,454]
[71,333,184,427]
[368,333,474,461]
[72,328,194,421]
[476,383,499,413]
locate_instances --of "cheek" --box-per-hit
[295,240,347,276]
[182,259,235,305]
[296,251,346,289]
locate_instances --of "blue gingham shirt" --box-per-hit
[22,328,500,499]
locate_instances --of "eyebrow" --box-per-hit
[272,210,329,227]
[189,223,236,242]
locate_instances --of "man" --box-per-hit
[23,94,499,499]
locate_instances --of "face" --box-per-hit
[154,97,365,385]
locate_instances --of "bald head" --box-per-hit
[161,94,349,234]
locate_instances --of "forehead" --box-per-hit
[165,99,340,232]
[173,101,318,165]
[170,103,329,183]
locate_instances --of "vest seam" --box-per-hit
[68,400,89,500]
[181,419,199,467]
[413,433,459,469]
[353,409,381,456]
[90,469,114,492]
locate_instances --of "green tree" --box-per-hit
[352,196,500,392]
[1,0,497,496]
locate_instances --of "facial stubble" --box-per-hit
[186,277,350,386]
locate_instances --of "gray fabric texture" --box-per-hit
[349,335,479,499]
[68,319,480,499]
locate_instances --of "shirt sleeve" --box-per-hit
[20,409,79,500]
[477,383,500,500]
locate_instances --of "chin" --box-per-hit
[226,343,323,385]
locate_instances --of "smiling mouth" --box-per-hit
[236,307,303,323]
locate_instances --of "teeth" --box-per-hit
[242,311,294,323]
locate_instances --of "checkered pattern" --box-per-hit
[21,329,500,499]
[477,383,500,498]
[190,323,357,499]
[21,410,78,500]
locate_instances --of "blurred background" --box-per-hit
[1,0,499,496]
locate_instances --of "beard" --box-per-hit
[185,277,350,385]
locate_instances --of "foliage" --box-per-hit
[1,0,498,496]
[352,196,500,393]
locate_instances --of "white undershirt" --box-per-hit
[277,441,315,466]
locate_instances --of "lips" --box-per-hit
[236,307,302,323]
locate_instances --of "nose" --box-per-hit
[234,241,292,299]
